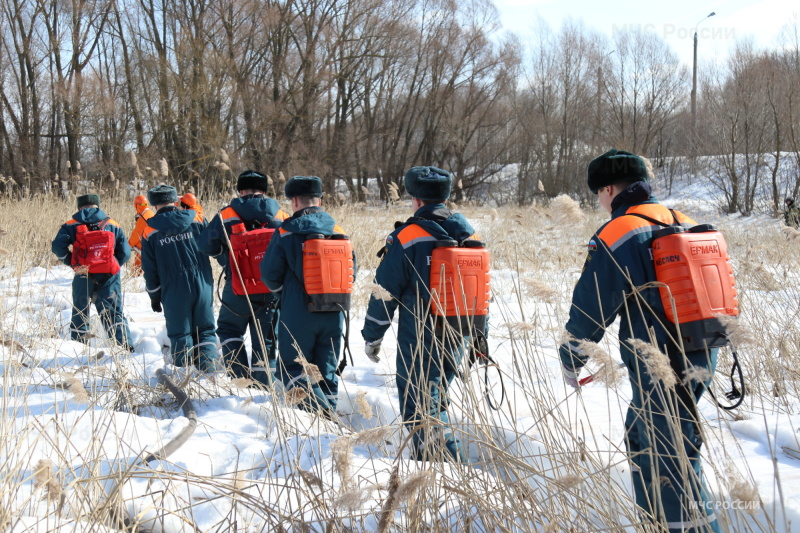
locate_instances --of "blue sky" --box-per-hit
[493,0,799,67]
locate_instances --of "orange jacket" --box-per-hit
[129,208,154,251]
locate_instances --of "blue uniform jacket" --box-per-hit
[559,186,697,370]
[141,207,212,301]
[361,204,478,344]
[52,207,130,267]
[260,207,355,309]
[198,195,289,277]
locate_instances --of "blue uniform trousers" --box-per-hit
[626,348,722,533]
[217,281,277,385]
[70,272,132,349]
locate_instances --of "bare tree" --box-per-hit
[605,28,687,155]
[41,0,113,183]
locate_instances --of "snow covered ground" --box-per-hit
[2,181,800,531]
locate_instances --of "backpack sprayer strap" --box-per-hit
[625,208,680,228]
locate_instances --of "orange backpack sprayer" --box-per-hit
[71,219,120,275]
[651,224,738,352]
[229,222,275,296]
[429,239,490,332]
[302,234,354,312]
[630,212,743,409]
[430,239,503,410]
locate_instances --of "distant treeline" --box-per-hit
[1,0,798,211]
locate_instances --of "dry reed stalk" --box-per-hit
[504,321,536,334]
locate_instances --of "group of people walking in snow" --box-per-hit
[53,152,734,532]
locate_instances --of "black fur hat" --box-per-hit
[147,184,178,206]
[237,170,269,192]
[587,149,649,194]
[284,176,323,198]
[404,166,452,202]
[76,194,100,209]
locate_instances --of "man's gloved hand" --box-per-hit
[151,298,163,313]
[562,364,581,389]
[73,265,90,275]
[364,340,382,363]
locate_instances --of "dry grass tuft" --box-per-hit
[683,364,712,385]
[523,278,558,302]
[395,469,433,504]
[366,282,393,302]
[331,437,354,490]
[549,194,585,224]
[377,465,401,533]
[335,486,376,509]
[727,466,760,514]
[231,377,254,389]
[294,355,323,384]
[555,473,582,490]
[284,387,308,406]
[34,459,63,503]
[716,315,757,347]
[781,226,800,240]
[64,374,90,403]
[298,469,324,492]
[577,340,624,387]
[355,390,373,419]
[354,427,393,446]
[628,338,677,388]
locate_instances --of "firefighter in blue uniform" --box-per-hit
[361,167,478,463]
[559,149,721,532]
[261,176,353,416]
[140,185,220,373]
[198,170,290,384]
[51,193,134,351]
